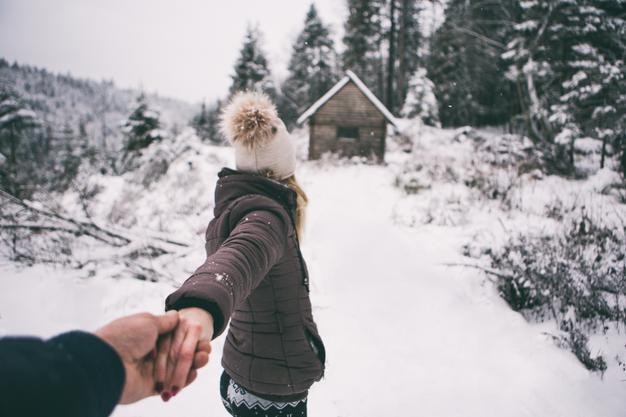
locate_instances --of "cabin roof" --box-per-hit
[296,70,397,127]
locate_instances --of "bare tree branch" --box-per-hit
[440,262,511,281]
[450,24,505,49]
[0,189,190,279]
[0,189,130,246]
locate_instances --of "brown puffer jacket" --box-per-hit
[165,168,325,399]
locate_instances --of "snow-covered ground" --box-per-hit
[1,128,625,416]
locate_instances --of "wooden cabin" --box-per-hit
[297,70,397,163]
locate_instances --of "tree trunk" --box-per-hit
[8,127,19,197]
[524,61,549,142]
[386,0,397,112]
[600,135,607,169]
[41,126,50,156]
[620,134,626,177]
[525,61,541,122]
[397,0,409,111]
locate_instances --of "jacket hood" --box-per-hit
[214,167,297,217]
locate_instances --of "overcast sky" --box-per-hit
[0,0,347,103]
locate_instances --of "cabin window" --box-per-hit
[337,126,359,141]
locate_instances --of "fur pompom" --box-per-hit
[220,91,279,149]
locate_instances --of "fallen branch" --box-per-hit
[0,190,192,284]
[440,262,512,281]
[123,259,166,283]
[0,189,130,246]
[0,223,82,235]
[134,234,189,248]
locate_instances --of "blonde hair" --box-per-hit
[281,175,308,240]
[260,170,308,240]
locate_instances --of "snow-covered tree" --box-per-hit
[401,68,440,127]
[0,89,39,197]
[191,102,211,141]
[394,0,423,113]
[229,26,276,98]
[342,0,385,99]
[191,100,223,144]
[427,0,519,127]
[47,122,82,192]
[122,93,165,151]
[339,0,427,113]
[279,4,338,127]
[555,4,625,173]
[504,0,626,173]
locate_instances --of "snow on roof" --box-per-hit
[297,70,397,126]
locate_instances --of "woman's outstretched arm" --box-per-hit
[159,202,290,398]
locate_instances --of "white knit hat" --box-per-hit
[220,91,296,180]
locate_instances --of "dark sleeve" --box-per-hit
[166,206,288,338]
[0,331,125,417]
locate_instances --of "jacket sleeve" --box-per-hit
[165,203,289,338]
[0,331,125,417]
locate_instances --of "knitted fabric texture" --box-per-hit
[220,91,296,180]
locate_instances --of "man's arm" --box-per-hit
[0,311,207,417]
[0,331,125,417]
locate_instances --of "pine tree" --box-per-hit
[401,68,440,127]
[341,0,424,114]
[191,102,210,140]
[342,0,385,99]
[54,122,81,191]
[230,26,276,98]
[395,0,423,113]
[121,93,164,152]
[191,100,223,143]
[386,0,397,111]
[280,4,338,127]
[558,2,624,174]
[0,88,39,197]
[505,0,626,174]
[427,0,519,127]
[505,0,578,147]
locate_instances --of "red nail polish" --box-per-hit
[172,386,179,396]
[161,392,171,402]
[155,382,164,393]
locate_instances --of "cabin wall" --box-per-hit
[308,82,387,162]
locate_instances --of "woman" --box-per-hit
[157,91,325,416]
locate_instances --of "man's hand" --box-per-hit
[95,311,209,405]
[156,307,214,401]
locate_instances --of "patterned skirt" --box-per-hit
[220,371,307,417]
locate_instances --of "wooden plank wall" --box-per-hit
[308,82,387,162]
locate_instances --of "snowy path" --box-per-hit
[1,162,625,416]
[301,164,624,417]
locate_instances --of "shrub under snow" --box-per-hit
[490,212,625,372]
[393,124,626,372]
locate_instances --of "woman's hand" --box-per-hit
[155,307,214,400]
[95,311,179,404]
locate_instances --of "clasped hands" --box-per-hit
[95,307,215,405]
